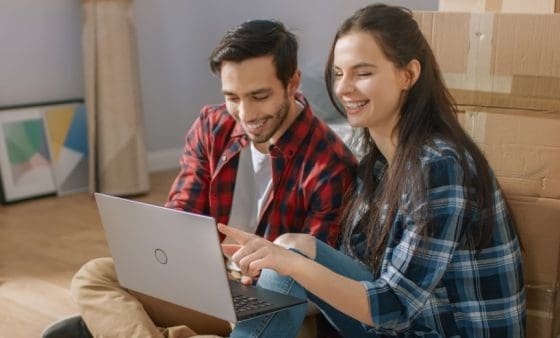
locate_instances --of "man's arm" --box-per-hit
[303,164,355,247]
[164,109,213,214]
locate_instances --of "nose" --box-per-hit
[237,100,257,122]
[334,75,355,98]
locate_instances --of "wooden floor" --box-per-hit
[0,169,178,338]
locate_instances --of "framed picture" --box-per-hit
[0,107,57,203]
[42,102,89,196]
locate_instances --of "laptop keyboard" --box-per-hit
[232,294,272,313]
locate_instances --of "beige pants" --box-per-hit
[71,257,231,338]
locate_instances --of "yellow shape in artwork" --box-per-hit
[44,106,74,160]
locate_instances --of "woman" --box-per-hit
[221,4,525,337]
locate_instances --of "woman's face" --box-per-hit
[333,31,410,138]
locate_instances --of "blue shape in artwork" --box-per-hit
[65,104,88,155]
[37,127,51,161]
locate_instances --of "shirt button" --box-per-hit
[222,155,227,161]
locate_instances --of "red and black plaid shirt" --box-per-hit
[165,94,356,247]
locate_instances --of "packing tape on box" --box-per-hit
[442,13,514,94]
[526,283,558,319]
[460,111,488,144]
[438,0,503,12]
[527,309,554,319]
[485,0,504,11]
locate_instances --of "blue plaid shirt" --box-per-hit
[353,138,525,337]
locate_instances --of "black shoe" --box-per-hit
[41,315,93,338]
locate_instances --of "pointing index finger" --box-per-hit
[217,223,252,245]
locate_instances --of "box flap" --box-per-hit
[508,195,560,285]
[414,11,560,112]
[459,110,560,199]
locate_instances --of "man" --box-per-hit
[49,19,355,338]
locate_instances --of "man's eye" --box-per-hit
[333,72,343,77]
[253,95,269,101]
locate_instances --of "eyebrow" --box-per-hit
[222,88,273,97]
[334,62,377,70]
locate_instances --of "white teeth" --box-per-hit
[246,120,265,129]
[344,101,368,109]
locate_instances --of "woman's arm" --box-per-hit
[290,251,374,325]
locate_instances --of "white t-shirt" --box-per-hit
[225,142,272,239]
[250,142,273,221]
[224,143,273,271]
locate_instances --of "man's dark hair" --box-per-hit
[209,20,298,87]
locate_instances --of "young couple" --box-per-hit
[56,4,525,338]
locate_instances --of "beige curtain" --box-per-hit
[82,0,150,195]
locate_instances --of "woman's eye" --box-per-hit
[357,72,372,77]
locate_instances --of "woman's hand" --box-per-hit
[220,225,374,326]
[218,223,301,282]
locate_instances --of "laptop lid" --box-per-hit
[94,193,305,323]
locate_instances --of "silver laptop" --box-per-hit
[94,193,306,323]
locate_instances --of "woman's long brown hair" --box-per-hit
[325,4,503,272]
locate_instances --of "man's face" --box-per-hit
[220,55,294,147]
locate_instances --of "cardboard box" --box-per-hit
[508,196,560,337]
[414,12,560,113]
[526,285,559,338]
[508,196,560,285]
[439,0,557,13]
[414,11,560,336]
[458,110,560,199]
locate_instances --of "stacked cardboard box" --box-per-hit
[439,0,559,13]
[414,11,560,337]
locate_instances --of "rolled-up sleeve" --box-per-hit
[361,155,468,334]
[304,160,355,247]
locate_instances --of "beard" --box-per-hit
[249,93,290,144]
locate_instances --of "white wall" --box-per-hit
[0,1,83,107]
[0,1,437,172]
[133,0,437,171]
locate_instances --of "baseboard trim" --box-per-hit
[147,147,182,173]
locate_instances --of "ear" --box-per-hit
[287,69,301,96]
[401,59,421,90]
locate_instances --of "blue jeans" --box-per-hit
[230,240,375,338]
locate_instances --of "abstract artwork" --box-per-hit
[0,108,56,203]
[42,102,88,195]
